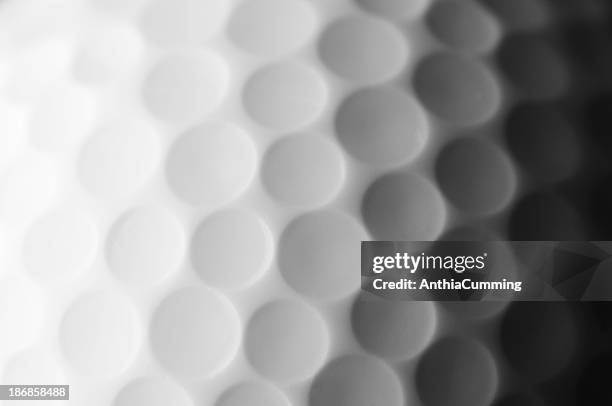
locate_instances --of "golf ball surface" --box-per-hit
[0,0,610,405]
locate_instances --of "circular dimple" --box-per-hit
[77,119,161,200]
[113,377,193,406]
[427,0,500,52]
[262,134,344,207]
[319,16,407,84]
[355,0,428,20]
[23,207,98,283]
[216,382,289,406]
[245,300,329,383]
[279,210,368,301]
[107,206,186,285]
[351,296,437,361]
[310,354,403,406]
[228,0,316,57]
[362,172,447,240]
[335,87,428,167]
[506,104,582,182]
[73,23,144,84]
[435,137,517,215]
[28,85,95,151]
[0,277,43,357]
[243,62,327,131]
[413,53,501,125]
[499,35,569,99]
[150,286,240,378]
[59,291,141,376]
[140,0,228,47]
[191,209,272,291]
[166,122,256,206]
[142,52,228,124]
[416,337,498,406]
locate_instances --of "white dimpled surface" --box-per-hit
[216,382,290,406]
[142,52,229,124]
[0,0,516,404]
[107,206,186,285]
[262,134,345,207]
[319,15,408,84]
[113,377,193,406]
[191,208,272,290]
[28,84,96,152]
[150,287,240,378]
[3,348,66,385]
[59,291,141,377]
[73,22,144,84]
[77,119,161,200]
[0,277,43,357]
[166,122,256,206]
[245,300,329,383]
[243,62,327,131]
[23,206,98,283]
[0,100,25,173]
[140,0,229,47]
[279,210,367,301]
[0,155,57,223]
[228,0,317,57]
